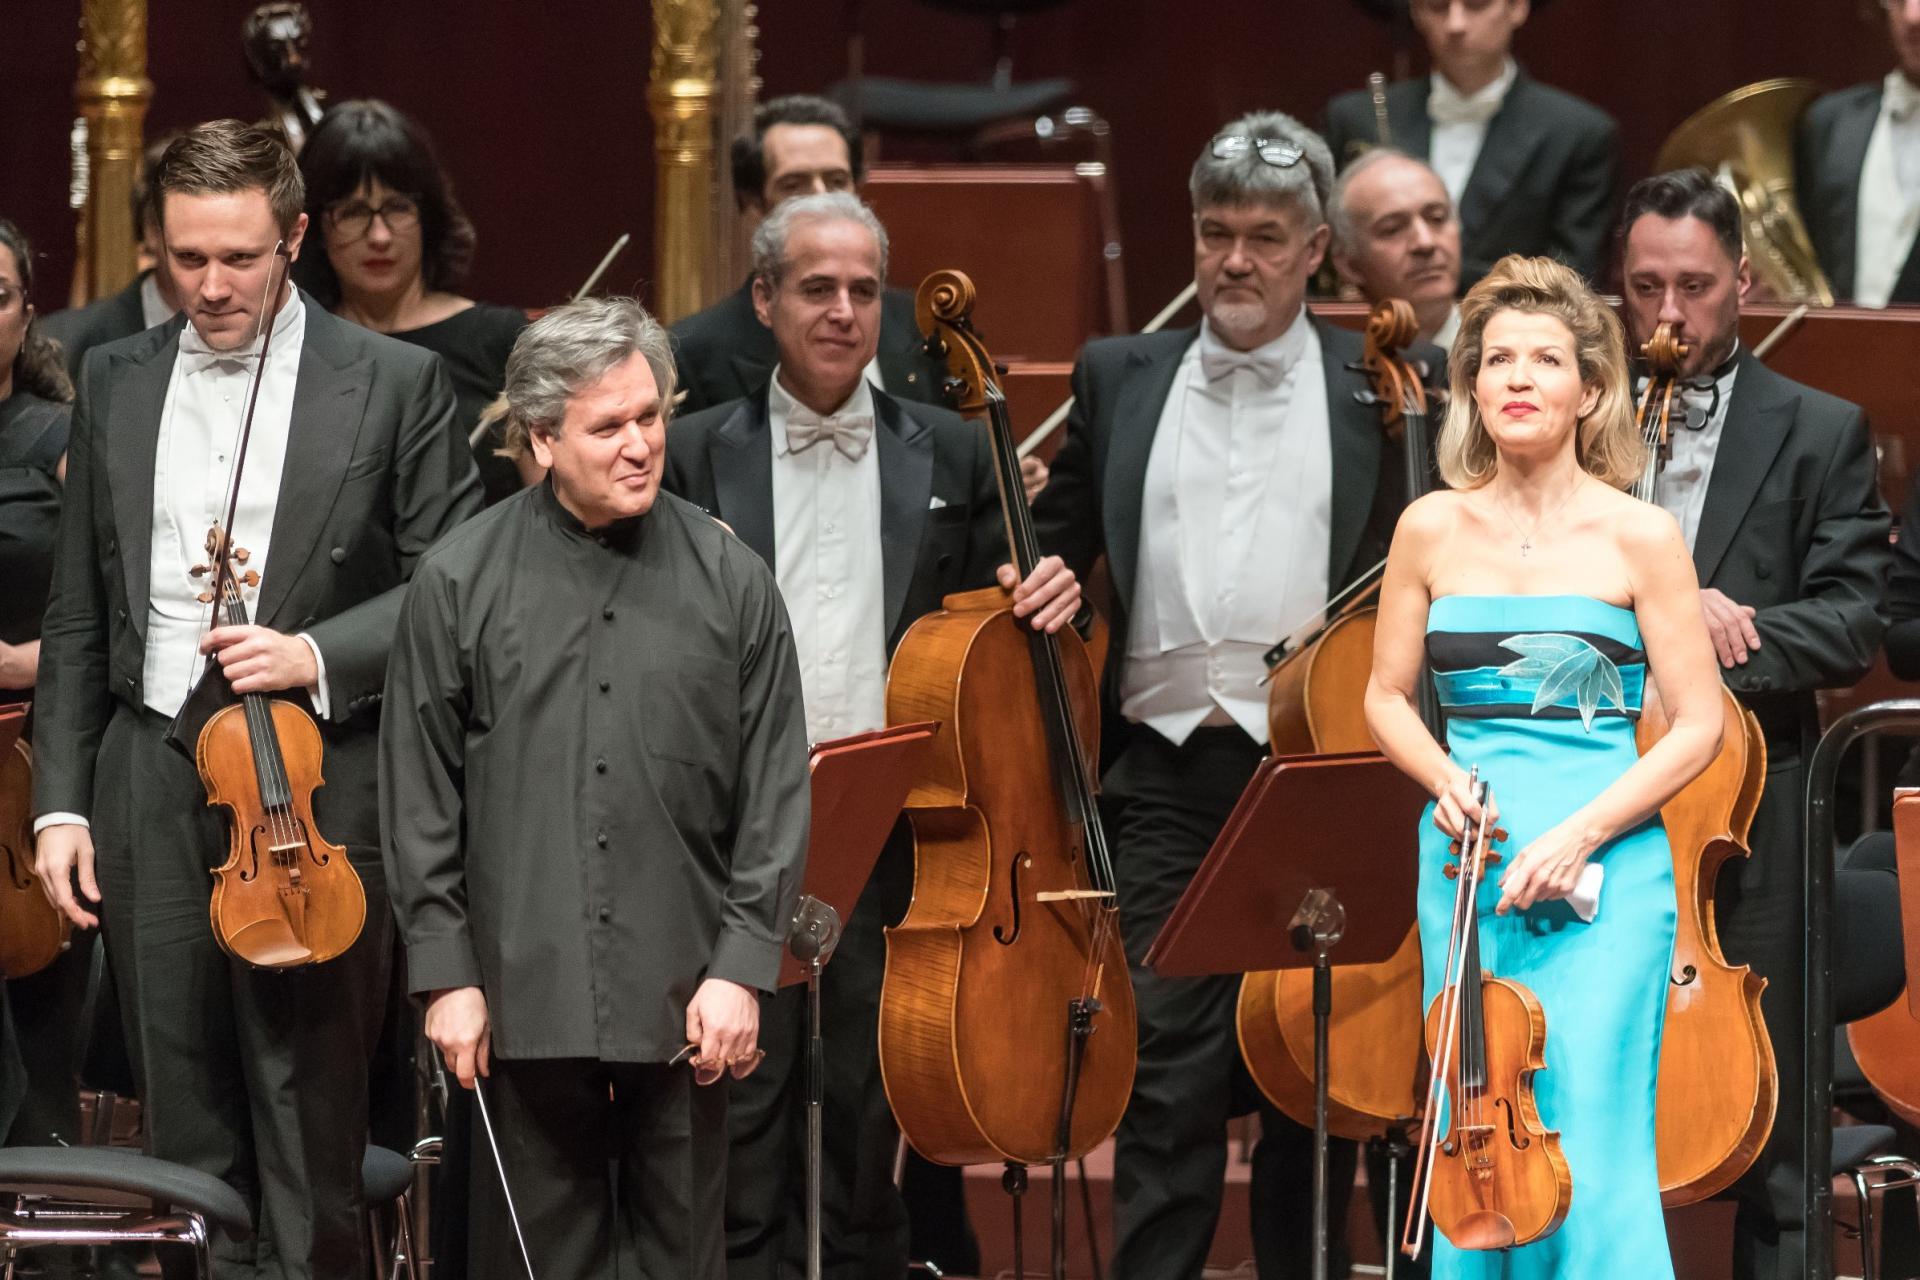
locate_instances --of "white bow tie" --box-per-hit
[1429,80,1505,129]
[179,326,259,376]
[785,407,874,460]
[1201,344,1290,385]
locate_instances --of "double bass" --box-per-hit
[184,243,364,969]
[879,270,1136,1254]
[1404,771,1571,1256]
[1632,323,1777,1205]
[1238,299,1435,1139]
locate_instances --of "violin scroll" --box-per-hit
[915,269,998,416]
[1639,323,1691,378]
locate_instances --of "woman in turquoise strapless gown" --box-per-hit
[1364,257,1726,1280]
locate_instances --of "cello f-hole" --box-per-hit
[993,853,1029,945]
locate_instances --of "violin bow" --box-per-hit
[473,1077,539,1280]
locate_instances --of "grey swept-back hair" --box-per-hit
[1190,109,1336,228]
[500,296,676,454]
[750,190,890,290]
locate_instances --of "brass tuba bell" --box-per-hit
[1657,78,1835,307]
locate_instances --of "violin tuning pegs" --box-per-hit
[1442,863,1460,880]
[233,547,252,564]
[189,563,209,579]
[241,570,261,587]
[196,590,215,605]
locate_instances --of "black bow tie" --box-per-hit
[1639,349,1737,432]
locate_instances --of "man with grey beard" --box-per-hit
[1031,110,1441,1278]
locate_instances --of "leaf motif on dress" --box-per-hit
[1497,633,1627,731]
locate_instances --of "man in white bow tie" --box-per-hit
[1321,0,1618,285]
[1029,110,1445,1280]
[663,189,1079,1280]
[31,118,481,1279]
[1800,0,1920,305]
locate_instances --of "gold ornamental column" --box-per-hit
[648,0,720,323]
[75,0,153,303]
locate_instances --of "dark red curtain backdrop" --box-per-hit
[0,2,1892,324]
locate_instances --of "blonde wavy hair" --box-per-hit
[1435,255,1643,490]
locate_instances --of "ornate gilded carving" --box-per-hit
[74,0,152,302]
[648,0,723,322]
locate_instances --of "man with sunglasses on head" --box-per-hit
[1031,110,1442,1280]
[1322,0,1618,286]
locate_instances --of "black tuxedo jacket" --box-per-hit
[668,280,950,416]
[662,384,1005,653]
[1323,69,1619,285]
[1031,316,1439,734]
[38,274,152,379]
[1698,353,1891,753]
[33,297,484,846]
[1798,82,1920,304]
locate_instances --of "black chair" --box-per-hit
[0,1146,250,1280]
[363,1144,422,1280]
[1834,832,1920,1280]
[833,0,1077,142]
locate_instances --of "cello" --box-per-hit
[185,243,365,969]
[1,713,69,979]
[1238,298,1435,1140]
[1631,323,1777,1206]
[879,270,1136,1268]
[1404,772,1571,1256]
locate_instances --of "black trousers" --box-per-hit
[724,826,979,1279]
[1105,723,1356,1280]
[2,929,93,1147]
[91,707,388,1280]
[1715,750,1809,1280]
[471,1057,728,1280]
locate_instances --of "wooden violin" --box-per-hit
[879,270,1136,1188]
[1632,322,1777,1206]
[1240,298,1434,1140]
[189,245,364,969]
[0,709,69,979]
[1405,772,1570,1256]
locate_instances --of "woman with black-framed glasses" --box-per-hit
[294,99,529,505]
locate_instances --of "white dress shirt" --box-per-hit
[143,291,319,721]
[1427,60,1518,207]
[1854,72,1920,308]
[36,292,324,837]
[1430,305,1462,353]
[1121,310,1332,747]
[768,369,889,745]
[1650,354,1740,552]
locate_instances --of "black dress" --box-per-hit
[0,392,69,651]
[389,302,529,507]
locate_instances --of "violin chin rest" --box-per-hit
[225,917,314,969]
[1451,1209,1518,1252]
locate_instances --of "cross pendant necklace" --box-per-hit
[1495,480,1582,558]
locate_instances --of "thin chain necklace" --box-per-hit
[1492,477,1583,557]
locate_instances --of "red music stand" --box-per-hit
[1148,751,1430,1280]
[786,721,938,1280]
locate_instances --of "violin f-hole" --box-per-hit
[1670,963,1699,988]
[1495,1097,1533,1150]
[992,853,1028,945]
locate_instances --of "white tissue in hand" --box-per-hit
[1567,863,1605,922]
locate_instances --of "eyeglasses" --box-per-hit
[1211,135,1305,168]
[324,195,420,241]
